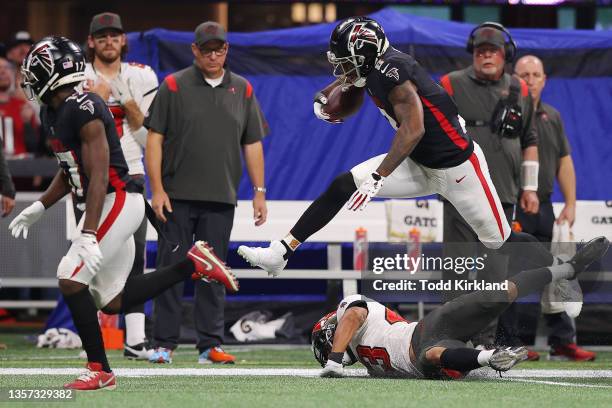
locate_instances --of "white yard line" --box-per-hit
[504,378,612,388]
[470,369,612,378]
[0,368,364,377]
[1,367,612,381]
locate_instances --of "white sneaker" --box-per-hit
[237,240,288,277]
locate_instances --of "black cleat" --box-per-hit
[124,342,153,360]
[568,237,609,278]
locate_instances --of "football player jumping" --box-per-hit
[312,238,608,379]
[9,36,238,391]
[239,17,562,277]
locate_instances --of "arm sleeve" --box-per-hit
[241,92,269,145]
[382,60,416,94]
[520,94,538,149]
[143,80,170,135]
[336,295,369,322]
[132,68,159,147]
[439,73,454,96]
[555,111,571,157]
[0,148,16,198]
[138,68,159,119]
[69,95,107,134]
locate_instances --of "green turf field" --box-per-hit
[1,334,611,408]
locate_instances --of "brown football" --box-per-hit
[321,83,365,120]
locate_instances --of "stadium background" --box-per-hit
[2,0,612,348]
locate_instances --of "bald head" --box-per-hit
[514,55,546,104]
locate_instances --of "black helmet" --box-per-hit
[312,311,359,367]
[21,36,85,104]
[328,16,388,87]
[311,311,338,367]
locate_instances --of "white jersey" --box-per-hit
[84,62,158,175]
[337,295,423,378]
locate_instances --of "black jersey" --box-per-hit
[366,48,473,169]
[41,90,132,204]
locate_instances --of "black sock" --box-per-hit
[502,231,554,269]
[440,348,483,372]
[124,240,146,315]
[280,240,293,260]
[64,288,111,373]
[120,259,193,313]
[291,172,356,242]
[508,266,553,298]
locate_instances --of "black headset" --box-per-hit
[466,22,517,63]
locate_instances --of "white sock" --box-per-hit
[555,254,571,265]
[125,313,146,346]
[477,349,495,366]
[548,263,575,281]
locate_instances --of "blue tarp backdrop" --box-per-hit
[125,8,612,201]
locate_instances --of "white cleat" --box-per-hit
[237,240,288,277]
[488,346,528,372]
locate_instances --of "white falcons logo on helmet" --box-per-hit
[28,44,54,76]
[348,24,379,51]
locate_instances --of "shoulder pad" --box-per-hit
[128,62,147,69]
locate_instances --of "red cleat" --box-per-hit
[526,349,540,361]
[549,343,596,361]
[63,362,116,390]
[188,241,239,292]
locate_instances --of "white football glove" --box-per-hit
[313,93,342,124]
[8,201,45,239]
[346,172,385,211]
[110,77,134,105]
[320,360,344,378]
[73,232,103,274]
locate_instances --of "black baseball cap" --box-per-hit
[7,31,34,50]
[194,21,227,47]
[473,27,506,49]
[90,12,124,35]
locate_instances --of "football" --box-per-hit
[321,83,365,120]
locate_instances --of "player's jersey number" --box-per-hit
[55,151,84,199]
[356,345,393,373]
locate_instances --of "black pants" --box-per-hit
[152,200,234,352]
[516,201,575,347]
[442,200,522,346]
[412,288,511,378]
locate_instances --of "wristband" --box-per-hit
[521,160,539,191]
[81,229,98,237]
[328,351,344,365]
[253,186,267,193]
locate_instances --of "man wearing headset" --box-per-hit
[439,23,540,358]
